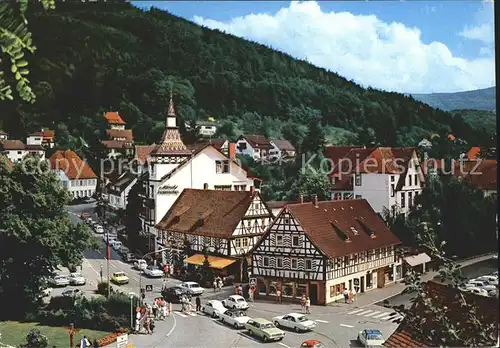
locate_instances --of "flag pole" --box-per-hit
[107,232,110,297]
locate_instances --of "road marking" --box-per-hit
[278,343,292,348]
[373,312,390,318]
[363,310,382,317]
[340,324,354,328]
[174,311,187,318]
[356,310,373,316]
[187,312,197,317]
[84,259,100,277]
[381,314,398,320]
[315,319,329,323]
[348,309,365,314]
[166,310,176,336]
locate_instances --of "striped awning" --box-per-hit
[184,254,236,269]
[404,253,431,267]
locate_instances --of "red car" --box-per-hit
[301,340,325,348]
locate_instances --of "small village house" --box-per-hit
[49,150,97,198]
[185,120,218,137]
[0,138,45,162]
[27,128,55,148]
[236,135,274,160]
[325,146,425,215]
[155,187,274,277]
[250,197,402,305]
[269,139,296,160]
[105,172,137,210]
[453,159,497,198]
[102,111,134,158]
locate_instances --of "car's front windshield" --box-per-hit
[297,316,307,322]
[367,333,384,340]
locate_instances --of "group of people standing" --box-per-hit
[343,288,355,304]
[300,294,311,314]
[135,298,172,334]
[212,277,224,292]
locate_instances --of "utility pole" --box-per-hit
[107,232,111,297]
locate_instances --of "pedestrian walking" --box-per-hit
[152,301,158,319]
[348,289,353,304]
[80,336,91,348]
[238,284,243,296]
[305,297,311,314]
[248,286,254,302]
[163,264,169,278]
[213,278,217,292]
[276,289,282,303]
[300,294,306,313]
[218,278,223,291]
[196,296,201,312]
[93,339,99,348]
[343,288,349,303]
[145,317,152,334]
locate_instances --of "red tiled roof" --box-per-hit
[30,129,55,139]
[239,135,273,149]
[324,146,363,163]
[0,139,26,150]
[49,150,97,179]
[106,129,134,142]
[453,159,497,191]
[104,111,126,125]
[285,199,401,258]
[134,145,156,165]
[272,139,295,151]
[467,147,481,160]
[384,280,499,347]
[156,189,272,238]
[26,144,45,151]
[102,140,132,149]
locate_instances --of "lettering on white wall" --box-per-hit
[158,184,179,195]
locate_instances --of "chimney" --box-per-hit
[229,142,236,161]
[203,183,208,190]
[313,195,318,208]
[299,195,304,203]
[250,186,255,195]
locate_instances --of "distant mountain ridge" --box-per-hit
[411,87,496,111]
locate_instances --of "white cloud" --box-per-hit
[193,1,494,93]
[459,0,494,59]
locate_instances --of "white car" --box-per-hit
[50,275,70,287]
[61,288,82,298]
[111,240,122,251]
[222,295,249,310]
[143,265,164,278]
[39,287,53,298]
[272,313,317,332]
[180,281,205,296]
[134,259,148,271]
[68,272,86,285]
[357,329,385,347]
[218,309,251,329]
[202,300,226,318]
[94,225,104,234]
[477,276,498,285]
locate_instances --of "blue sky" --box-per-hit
[132,1,495,93]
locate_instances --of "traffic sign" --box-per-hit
[354,286,360,292]
[145,284,153,292]
[116,333,128,348]
[249,278,257,286]
[353,278,359,286]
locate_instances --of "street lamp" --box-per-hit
[138,247,169,304]
[128,292,135,329]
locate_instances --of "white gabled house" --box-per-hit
[250,197,402,305]
[235,135,274,160]
[155,187,274,273]
[106,172,137,210]
[139,92,261,253]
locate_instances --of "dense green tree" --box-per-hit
[124,180,142,251]
[287,170,330,202]
[302,116,326,154]
[0,157,97,318]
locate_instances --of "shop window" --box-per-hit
[282,282,293,297]
[269,281,278,296]
[330,285,335,298]
[258,278,266,295]
[296,283,307,298]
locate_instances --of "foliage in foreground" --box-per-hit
[0,157,97,317]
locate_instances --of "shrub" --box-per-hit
[22,328,49,348]
[96,281,110,296]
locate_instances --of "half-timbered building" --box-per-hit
[251,196,402,305]
[155,187,274,275]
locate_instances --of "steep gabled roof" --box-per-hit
[467,146,481,160]
[102,140,133,149]
[156,189,272,238]
[238,135,273,149]
[0,140,26,150]
[104,111,126,125]
[134,144,156,165]
[453,159,497,191]
[384,280,499,347]
[49,150,97,180]
[106,129,134,142]
[106,172,137,195]
[272,139,296,151]
[269,199,401,259]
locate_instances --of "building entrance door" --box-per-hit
[309,283,318,305]
[360,276,365,293]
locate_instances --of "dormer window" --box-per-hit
[350,227,359,235]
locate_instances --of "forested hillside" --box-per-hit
[0,2,491,151]
[452,109,496,135]
[412,87,496,112]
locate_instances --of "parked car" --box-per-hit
[272,313,317,332]
[94,225,104,234]
[38,287,53,298]
[202,300,226,318]
[180,281,204,296]
[222,295,249,310]
[119,245,130,255]
[488,289,498,297]
[110,271,129,285]
[143,265,164,278]
[357,329,385,347]
[102,234,116,243]
[50,275,70,287]
[61,288,82,298]
[468,279,496,291]
[122,252,136,263]
[111,240,122,251]
[68,272,86,286]
[218,309,251,329]
[301,340,325,348]
[161,287,190,304]
[244,318,285,342]
[134,259,148,271]
[477,276,498,285]
[465,286,489,296]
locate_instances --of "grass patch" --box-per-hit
[0,321,110,347]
